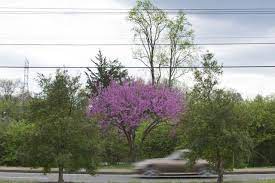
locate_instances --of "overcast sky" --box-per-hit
[0,0,275,98]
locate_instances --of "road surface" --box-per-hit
[0,172,274,182]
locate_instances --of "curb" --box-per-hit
[0,169,274,175]
[0,169,134,175]
[225,171,275,175]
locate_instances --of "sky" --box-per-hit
[0,0,275,98]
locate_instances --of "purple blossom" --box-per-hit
[88,80,184,133]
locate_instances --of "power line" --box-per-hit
[0,42,275,46]
[195,36,275,39]
[1,7,275,11]
[0,65,275,69]
[0,9,275,15]
[0,34,274,40]
[0,12,275,15]
[1,7,275,10]
[1,7,275,15]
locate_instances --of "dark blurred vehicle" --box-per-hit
[134,149,211,176]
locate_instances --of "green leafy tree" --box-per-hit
[27,70,99,183]
[129,0,194,86]
[0,79,26,123]
[85,50,128,96]
[89,81,184,162]
[246,95,275,144]
[129,0,167,85]
[192,52,223,99]
[246,96,275,166]
[164,12,194,87]
[184,52,252,183]
[85,50,129,164]
[1,120,34,166]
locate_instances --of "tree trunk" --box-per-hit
[168,68,172,88]
[217,157,224,183]
[168,47,174,88]
[128,141,137,162]
[150,45,155,85]
[130,131,138,162]
[151,67,155,85]
[58,165,64,183]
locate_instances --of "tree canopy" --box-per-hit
[88,80,184,161]
[129,0,194,86]
[25,70,100,183]
[85,50,128,96]
[183,53,252,183]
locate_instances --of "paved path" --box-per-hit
[0,172,274,182]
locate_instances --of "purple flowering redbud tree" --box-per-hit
[88,80,184,161]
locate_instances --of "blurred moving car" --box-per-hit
[134,149,211,176]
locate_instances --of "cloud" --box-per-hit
[0,0,274,98]
[221,72,275,98]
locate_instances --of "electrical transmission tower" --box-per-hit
[23,58,29,96]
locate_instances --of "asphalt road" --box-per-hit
[0,172,275,182]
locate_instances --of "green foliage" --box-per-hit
[0,121,8,164]
[0,98,23,123]
[85,50,130,164]
[185,90,252,167]
[250,138,275,166]
[129,0,195,86]
[25,70,100,182]
[129,0,167,85]
[192,52,223,99]
[165,12,194,87]
[129,0,167,31]
[245,96,275,166]
[246,96,275,144]
[1,121,34,166]
[138,124,178,159]
[0,80,32,166]
[183,53,252,183]
[100,128,129,165]
[85,50,128,96]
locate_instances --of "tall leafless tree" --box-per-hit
[0,79,20,100]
